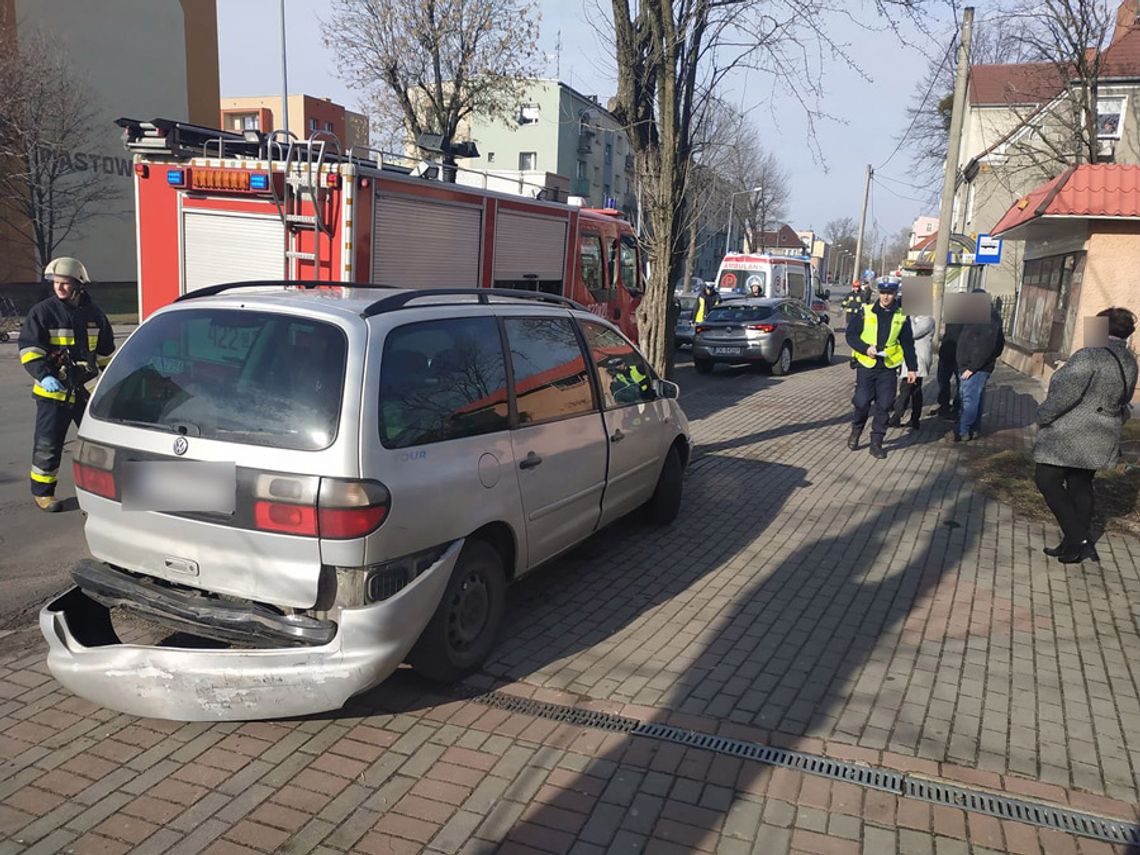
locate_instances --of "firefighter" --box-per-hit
[693,282,720,324]
[840,280,873,368]
[845,277,917,460]
[18,258,115,512]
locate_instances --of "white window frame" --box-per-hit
[1096,95,1127,140]
[519,104,541,124]
[519,151,537,171]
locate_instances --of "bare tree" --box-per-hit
[904,2,1116,188]
[732,149,791,251]
[606,0,927,375]
[324,0,543,176]
[1003,0,1116,167]
[0,28,119,273]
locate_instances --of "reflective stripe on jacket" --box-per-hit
[854,305,906,369]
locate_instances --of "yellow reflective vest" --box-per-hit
[854,304,906,369]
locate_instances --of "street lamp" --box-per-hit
[725,186,763,255]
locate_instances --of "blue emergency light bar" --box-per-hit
[167,169,187,188]
[249,173,269,191]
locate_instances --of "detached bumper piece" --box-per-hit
[39,541,464,721]
[71,559,335,648]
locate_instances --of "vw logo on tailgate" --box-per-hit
[172,436,188,456]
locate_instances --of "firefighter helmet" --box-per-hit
[44,257,90,284]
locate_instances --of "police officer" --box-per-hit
[18,258,115,511]
[845,277,917,459]
[693,281,720,324]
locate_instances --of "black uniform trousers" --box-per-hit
[851,365,898,441]
[1034,464,1096,550]
[31,396,84,498]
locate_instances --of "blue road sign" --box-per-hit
[975,234,1003,264]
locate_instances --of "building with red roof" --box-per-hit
[946,1,1140,303]
[990,164,1140,380]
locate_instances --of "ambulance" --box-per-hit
[714,253,817,304]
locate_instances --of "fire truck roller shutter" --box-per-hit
[183,210,286,294]
[493,211,567,293]
[373,195,482,288]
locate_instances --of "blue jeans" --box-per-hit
[957,370,990,437]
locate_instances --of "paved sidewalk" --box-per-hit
[1,342,1138,854]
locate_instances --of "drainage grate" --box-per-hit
[907,777,1140,846]
[474,690,639,733]
[632,721,903,793]
[468,689,1140,845]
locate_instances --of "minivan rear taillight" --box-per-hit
[318,479,390,539]
[251,474,389,539]
[73,440,118,500]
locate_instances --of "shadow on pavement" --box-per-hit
[464,483,979,850]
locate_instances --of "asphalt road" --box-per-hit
[0,332,133,628]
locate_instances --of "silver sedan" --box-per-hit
[692,298,834,375]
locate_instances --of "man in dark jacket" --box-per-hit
[840,281,873,367]
[932,322,962,417]
[952,291,1005,441]
[693,282,720,324]
[845,278,917,459]
[18,257,115,511]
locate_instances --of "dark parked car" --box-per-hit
[692,298,834,375]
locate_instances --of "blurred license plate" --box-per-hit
[712,347,741,356]
[120,461,236,513]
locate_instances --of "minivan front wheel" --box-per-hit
[410,539,506,683]
[645,446,683,525]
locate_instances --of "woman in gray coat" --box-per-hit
[889,314,935,430]
[1034,307,1138,563]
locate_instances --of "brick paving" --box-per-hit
[1,334,1139,853]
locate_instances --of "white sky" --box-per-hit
[218,0,961,241]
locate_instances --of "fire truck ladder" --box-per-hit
[268,131,341,280]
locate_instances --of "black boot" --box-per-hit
[1059,541,1098,564]
[869,439,887,459]
[847,429,860,451]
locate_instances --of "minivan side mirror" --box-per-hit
[654,379,680,400]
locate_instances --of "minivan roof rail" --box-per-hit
[172,281,586,316]
[172,280,394,302]
[361,288,585,317]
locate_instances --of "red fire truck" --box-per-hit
[118,118,643,341]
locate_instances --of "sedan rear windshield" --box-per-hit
[704,305,775,323]
[89,309,347,451]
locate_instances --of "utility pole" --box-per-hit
[280,0,290,134]
[852,164,872,286]
[932,6,975,340]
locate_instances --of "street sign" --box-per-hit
[975,233,1003,264]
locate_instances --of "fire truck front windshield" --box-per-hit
[89,309,348,451]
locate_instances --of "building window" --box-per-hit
[519,152,537,171]
[519,104,541,124]
[605,143,613,165]
[576,160,587,180]
[324,121,334,132]
[487,152,496,163]
[1097,97,1126,139]
[308,118,318,132]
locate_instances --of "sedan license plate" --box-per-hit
[120,461,236,513]
[712,346,741,356]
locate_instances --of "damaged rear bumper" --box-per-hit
[39,540,463,721]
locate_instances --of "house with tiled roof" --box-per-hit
[991,163,1140,380]
[948,0,1140,304]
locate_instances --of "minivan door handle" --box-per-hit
[519,452,543,470]
[610,429,625,443]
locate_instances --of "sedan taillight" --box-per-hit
[746,323,777,333]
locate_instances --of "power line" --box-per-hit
[874,176,932,205]
[876,33,958,173]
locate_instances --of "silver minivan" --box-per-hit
[41,285,691,721]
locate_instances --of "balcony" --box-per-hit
[572,178,592,197]
[577,136,593,155]
[624,154,634,172]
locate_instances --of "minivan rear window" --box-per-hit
[89,309,347,451]
[705,305,775,323]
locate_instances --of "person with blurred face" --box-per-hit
[1034,307,1138,564]
[17,258,115,512]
